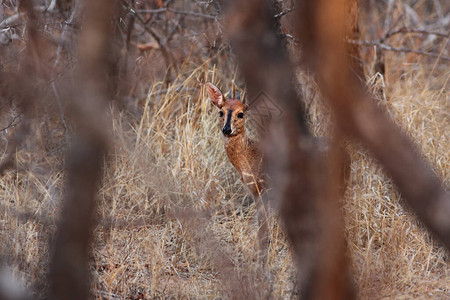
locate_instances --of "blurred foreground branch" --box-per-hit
[225,0,449,298]
[297,0,450,248]
[225,0,354,298]
[48,0,118,299]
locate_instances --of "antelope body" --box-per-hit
[206,82,269,258]
[206,82,265,198]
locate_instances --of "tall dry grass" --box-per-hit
[0,57,448,299]
[94,53,448,298]
[94,63,295,298]
[0,53,448,298]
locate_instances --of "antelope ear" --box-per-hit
[206,82,224,108]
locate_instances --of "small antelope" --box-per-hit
[206,82,269,253]
[206,82,265,197]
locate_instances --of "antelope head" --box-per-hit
[206,82,248,137]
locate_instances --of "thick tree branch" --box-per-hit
[48,0,118,299]
[225,0,354,298]
[297,0,450,249]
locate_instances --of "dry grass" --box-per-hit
[93,63,296,299]
[344,61,449,299]
[1,55,449,299]
[0,58,448,299]
[0,8,449,300]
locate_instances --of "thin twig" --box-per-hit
[168,8,217,20]
[0,13,22,28]
[384,27,449,40]
[0,5,55,28]
[349,39,450,61]
[274,8,294,19]
[135,8,166,13]
[0,118,29,176]
[280,33,298,43]
[136,8,217,20]
[0,114,22,132]
[121,0,178,79]
[163,0,175,6]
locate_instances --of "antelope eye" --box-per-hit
[237,112,244,119]
[219,111,224,117]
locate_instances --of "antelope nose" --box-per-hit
[222,127,232,135]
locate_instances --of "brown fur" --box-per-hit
[206,82,270,259]
[206,82,266,198]
[225,133,265,197]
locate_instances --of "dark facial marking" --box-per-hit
[225,110,233,127]
[222,110,233,135]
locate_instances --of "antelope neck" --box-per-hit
[223,132,247,148]
[223,133,250,174]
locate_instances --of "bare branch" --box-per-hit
[0,126,24,176]
[121,0,178,81]
[168,8,217,20]
[135,8,167,14]
[136,7,218,20]
[274,8,294,19]
[0,114,22,132]
[349,39,450,61]
[383,27,449,39]
[0,13,22,28]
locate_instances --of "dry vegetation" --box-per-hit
[0,0,448,299]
